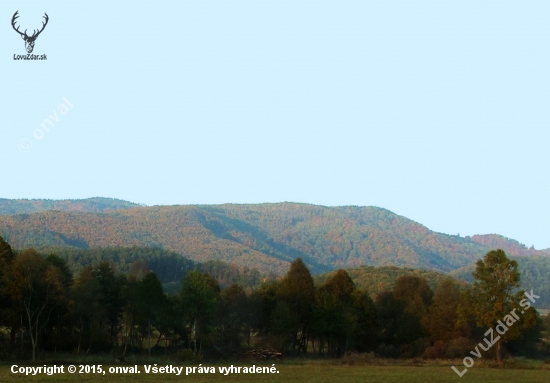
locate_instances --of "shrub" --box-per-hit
[444,337,475,359]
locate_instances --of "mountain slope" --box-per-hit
[0,203,495,275]
[470,234,549,257]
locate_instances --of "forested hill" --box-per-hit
[470,234,550,256]
[1,202,539,276]
[0,197,139,214]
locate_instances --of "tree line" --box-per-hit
[0,236,548,363]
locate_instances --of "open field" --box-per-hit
[1,363,549,383]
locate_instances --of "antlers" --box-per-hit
[11,11,25,37]
[11,11,49,40]
[33,13,49,39]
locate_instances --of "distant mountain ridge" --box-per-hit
[2,199,547,276]
[0,197,139,214]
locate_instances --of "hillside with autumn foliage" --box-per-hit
[470,234,550,257]
[3,200,548,275]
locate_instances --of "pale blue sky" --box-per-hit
[2,1,549,249]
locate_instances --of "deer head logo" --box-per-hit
[12,11,49,54]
